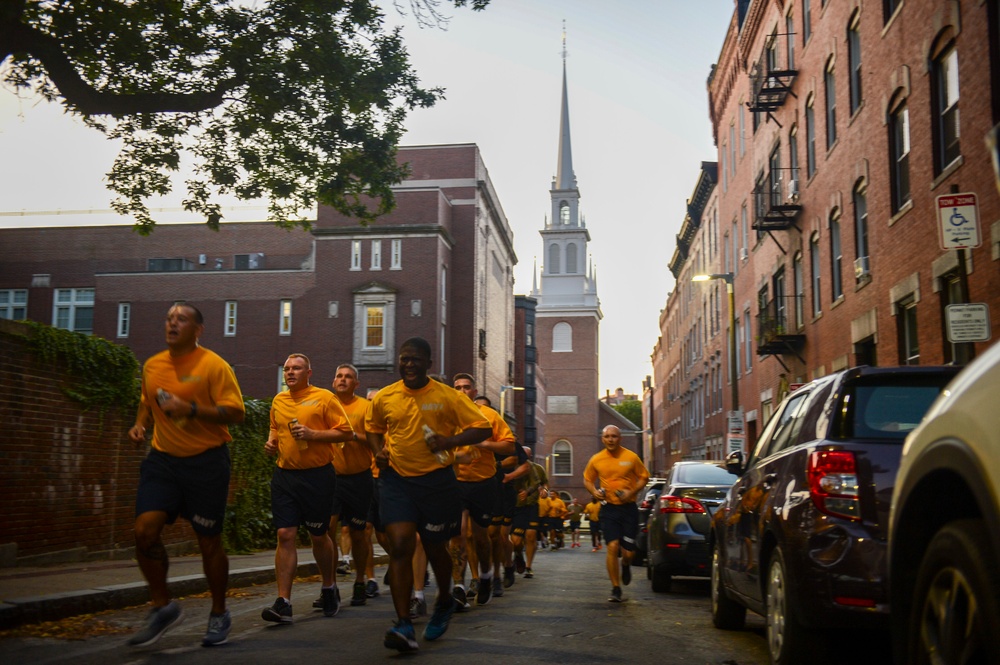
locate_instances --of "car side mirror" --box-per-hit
[725,450,745,477]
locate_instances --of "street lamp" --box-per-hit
[498,384,524,421]
[692,273,740,434]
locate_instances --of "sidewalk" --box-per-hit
[0,546,388,629]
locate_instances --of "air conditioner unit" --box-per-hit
[739,247,749,262]
[787,179,799,202]
[854,256,871,279]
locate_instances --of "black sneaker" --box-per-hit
[452,585,470,612]
[337,560,351,575]
[503,566,515,588]
[351,581,366,607]
[311,594,323,609]
[514,551,526,574]
[492,577,504,597]
[523,567,533,579]
[262,597,293,623]
[384,619,419,652]
[622,562,632,586]
[476,577,493,606]
[127,600,184,647]
[322,587,341,617]
[609,586,623,603]
[365,579,380,598]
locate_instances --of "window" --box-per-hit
[559,201,570,225]
[854,184,870,278]
[897,298,919,364]
[806,96,817,177]
[234,253,263,270]
[789,126,800,181]
[794,251,805,328]
[391,239,402,270]
[117,302,131,338]
[566,243,578,274]
[803,0,812,44]
[744,309,753,372]
[721,144,728,192]
[371,240,382,270]
[365,305,385,348]
[53,288,94,333]
[730,124,737,176]
[741,205,749,252]
[889,100,911,212]
[787,12,796,69]
[147,258,193,272]
[734,317,742,377]
[548,243,560,274]
[350,240,362,270]
[553,321,573,352]
[884,0,902,23]
[441,266,447,323]
[724,233,731,272]
[825,58,837,149]
[0,289,27,320]
[739,106,745,156]
[830,212,843,300]
[526,321,534,347]
[810,234,822,316]
[279,300,292,335]
[553,440,572,475]
[932,43,961,172]
[848,13,863,114]
[224,301,237,336]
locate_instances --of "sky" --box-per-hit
[0,0,735,397]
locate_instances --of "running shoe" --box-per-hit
[311,594,323,609]
[476,577,492,605]
[409,596,427,619]
[523,567,534,579]
[622,563,632,586]
[609,586,623,603]
[351,581,366,606]
[127,600,184,647]
[503,566,515,588]
[384,619,419,652]
[365,579,380,598]
[514,551,526,574]
[468,578,479,596]
[452,584,470,611]
[262,597,293,623]
[492,577,504,598]
[202,610,231,647]
[323,587,341,617]
[423,599,457,641]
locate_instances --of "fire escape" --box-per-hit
[756,297,806,370]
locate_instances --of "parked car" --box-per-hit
[633,477,667,566]
[889,342,1000,663]
[709,365,960,665]
[646,462,737,592]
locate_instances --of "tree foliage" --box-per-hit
[1,0,487,234]
[612,400,643,430]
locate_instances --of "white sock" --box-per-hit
[414,590,425,601]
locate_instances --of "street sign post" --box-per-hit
[937,192,981,250]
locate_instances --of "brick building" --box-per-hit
[0,144,518,399]
[650,0,1000,464]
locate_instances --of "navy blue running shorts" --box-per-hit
[378,466,461,544]
[271,464,336,535]
[598,502,639,552]
[332,468,374,531]
[136,446,230,536]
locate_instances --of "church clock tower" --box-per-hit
[532,31,602,500]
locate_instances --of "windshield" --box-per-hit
[675,464,739,485]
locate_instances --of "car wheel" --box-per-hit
[766,547,810,665]
[646,555,652,580]
[711,543,745,630]
[651,564,672,593]
[907,519,1000,664]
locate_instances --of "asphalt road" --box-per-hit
[0,544,891,664]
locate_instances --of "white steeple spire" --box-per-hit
[555,21,576,191]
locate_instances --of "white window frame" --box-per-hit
[371,239,382,270]
[0,289,28,320]
[552,439,573,476]
[53,287,95,333]
[350,240,362,271]
[352,283,397,369]
[553,322,573,352]
[224,301,237,336]
[390,239,402,270]
[279,299,292,336]
[117,302,131,338]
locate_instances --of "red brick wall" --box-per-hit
[0,319,195,560]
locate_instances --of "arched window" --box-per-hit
[559,201,570,225]
[548,243,561,274]
[566,243,578,274]
[553,439,572,475]
[553,322,572,352]
[888,92,911,213]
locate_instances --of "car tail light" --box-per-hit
[658,495,706,514]
[807,450,860,521]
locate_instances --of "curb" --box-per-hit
[0,555,387,629]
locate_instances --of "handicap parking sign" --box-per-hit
[936,192,981,250]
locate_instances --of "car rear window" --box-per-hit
[844,381,948,441]
[675,464,739,485]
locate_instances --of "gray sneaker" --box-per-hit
[127,600,184,647]
[202,610,231,647]
[409,596,427,619]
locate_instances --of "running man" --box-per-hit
[582,425,649,603]
[261,354,353,623]
[365,337,491,652]
[127,303,245,647]
[510,449,548,580]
